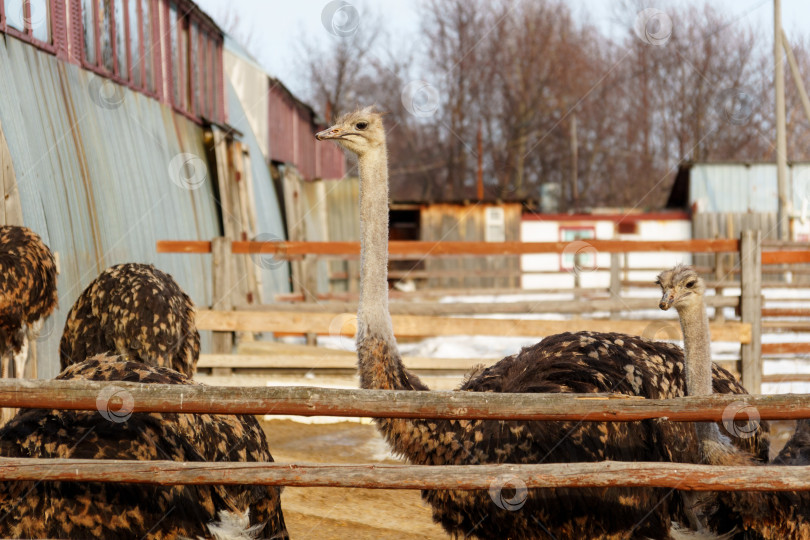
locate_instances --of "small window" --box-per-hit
[128,0,141,86]
[114,0,126,77]
[169,3,179,106]
[141,0,154,92]
[29,0,50,42]
[81,0,95,64]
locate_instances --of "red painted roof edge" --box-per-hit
[521,211,691,223]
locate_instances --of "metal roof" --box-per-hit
[0,37,221,377]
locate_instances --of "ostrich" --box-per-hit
[659,264,810,538]
[316,108,767,539]
[0,226,58,379]
[60,263,199,378]
[0,354,289,539]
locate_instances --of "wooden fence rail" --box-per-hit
[157,239,741,257]
[194,310,751,343]
[1,379,809,421]
[1,458,809,491]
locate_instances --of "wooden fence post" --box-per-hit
[211,237,234,374]
[609,253,621,316]
[740,230,762,393]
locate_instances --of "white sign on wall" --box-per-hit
[485,207,505,242]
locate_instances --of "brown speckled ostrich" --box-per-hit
[0,226,58,379]
[316,109,767,539]
[60,263,199,378]
[0,354,288,539]
[660,264,810,539]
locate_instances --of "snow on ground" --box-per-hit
[314,285,810,395]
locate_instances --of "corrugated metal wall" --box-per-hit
[690,162,810,213]
[0,37,220,377]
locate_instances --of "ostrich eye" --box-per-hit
[356,121,368,130]
[686,280,696,288]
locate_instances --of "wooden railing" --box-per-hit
[2,379,810,491]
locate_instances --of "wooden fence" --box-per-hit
[4,379,810,491]
[157,232,803,393]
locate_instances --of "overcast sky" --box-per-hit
[194,0,810,101]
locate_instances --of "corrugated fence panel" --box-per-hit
[0,37,220,377]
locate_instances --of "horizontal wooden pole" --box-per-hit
[1,458,810,491]
[158,239,739,257]
[240,296,739,316]
[762,250,810,264]
[195,310,751,343]
[0,380,809,421]
[198,354,493,371]
[762,342,810,355]
[762,308,810,318]
[763,373,810,383]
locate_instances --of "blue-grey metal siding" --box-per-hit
[689,162,810,214]
[0,37,220,377]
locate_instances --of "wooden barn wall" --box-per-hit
[324,177,360,292]
[225,78,291,303]
[420,204,522,289]
[692,212,779,282]
[0,37,221,377]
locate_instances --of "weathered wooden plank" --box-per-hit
[762,308,810,318]
[158,239,741,256]
[762,343,810,355]
[239,296,739,316]
[197,354,495,371]
[740,231,763,393]
[210,237,233,362]
[0,459,810,491]
[762,250,810,265]
[0,380,807,421]
[195,310,751,343]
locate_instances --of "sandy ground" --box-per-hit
[259,418,800,539]
[261,419,448,540]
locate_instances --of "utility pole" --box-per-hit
[774,0,790,240]
[570,112,579,212]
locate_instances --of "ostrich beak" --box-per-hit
[316,126,342,141]
[659,290,676,310]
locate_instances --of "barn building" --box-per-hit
[0,0,344,376]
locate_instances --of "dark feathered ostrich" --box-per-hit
[0,354,288,539]
[316,109,767,539]
[0,258,287,538]
[0,226,58,379]
[60,263,199,378]
[660,264,810,539]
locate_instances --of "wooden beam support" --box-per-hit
[0,379,804,421]
[194,310,751,343]
[740,230,763,393]
[1,459,810,491]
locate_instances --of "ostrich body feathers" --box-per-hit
[60,263,199,377]
[0,356,288,539]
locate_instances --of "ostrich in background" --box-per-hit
[0,354,288,539]
[0,226,58,379]
[316,108,767,539]
[60,263,199,378]
[659,264,810,539]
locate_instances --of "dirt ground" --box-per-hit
[261,419,448,540]
[260,418,799,539]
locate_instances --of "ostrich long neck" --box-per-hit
[677,297,716,444]
[355,145,426,393]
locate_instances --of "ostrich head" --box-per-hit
[315,107,386,157]
[657,264,705,312]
